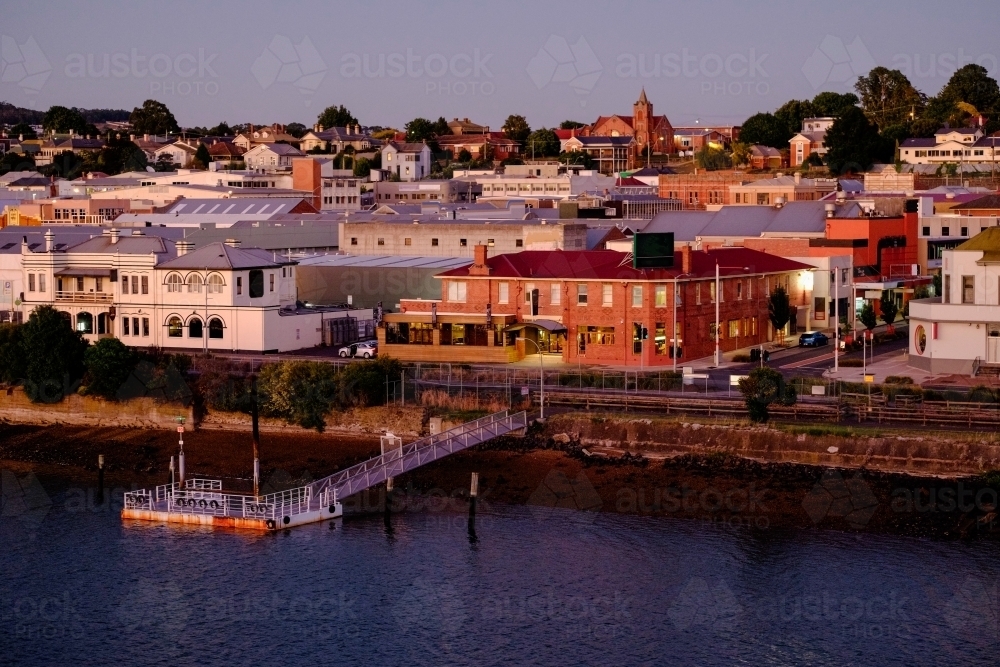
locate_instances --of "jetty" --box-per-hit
[122,410,528,530]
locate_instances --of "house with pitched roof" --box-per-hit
[899,127,999,164]
[583,89,674,164]
[789,117,835,167]
[299,124,375,153]
[244,143,306,169]
[381,141,433,181]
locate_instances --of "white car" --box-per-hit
[338,341,378,358]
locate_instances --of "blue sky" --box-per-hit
[2,0,997,130]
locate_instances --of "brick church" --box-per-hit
[583,88,674,158]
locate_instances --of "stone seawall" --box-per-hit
[0,388,194,430]
[545,414,1000,477]
[200,405,427,438]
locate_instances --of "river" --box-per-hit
[2,479,997,666]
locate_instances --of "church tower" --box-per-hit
[633,88,653,155]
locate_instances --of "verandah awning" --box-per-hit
[504,319,567,334]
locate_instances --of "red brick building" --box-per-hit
[379,245,813,366]
[658,171,776,209]
[583,89,674,160]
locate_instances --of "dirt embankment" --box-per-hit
[0,416,998,540]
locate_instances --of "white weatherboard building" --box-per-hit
[909,227,1000,375]
[19,229,343,353]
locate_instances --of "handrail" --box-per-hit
[972,356,982,377]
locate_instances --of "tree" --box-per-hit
[858,301,878,331]
[194,143,211,169]
[457,148,473,163]
[285,122,307,138]
[774,99,816,141]
[9,122,36,139]
[432,116,450,136]
[353,156,372,178]
[694,146,731,171]
[558,150,594,169]
[43,105,87,134]
[739,112,788,148]
[336,356,403,408]
[84,338,137,400]
[317,104,358,129]
[738,367,793,423]
[40,150,84,179]
[258,360,340,431]
[404,117,436,142]
[730,141,752,167]
[823,106,891,174]
[936,64,1000,124]
[207,121,233,136]
[0,151,35,174]
[0,322,25,383]
[501,114,531,144]
[810,91,860,117]
[19,305,88,402]
[768,285,791,344]
[879,291,899,327]
[560,120,586,130]
[129,99,179,136]
[154,153,176,172]
[854,67,925,130]
[525,128,560,158]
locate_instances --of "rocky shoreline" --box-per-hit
[1,419,997,540]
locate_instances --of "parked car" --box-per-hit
[337,340,378,358]
[798,331,829,347]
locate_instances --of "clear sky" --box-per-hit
[2,0,997,130]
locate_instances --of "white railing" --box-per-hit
[126,479,313,523]
[185,478,222,491]
[54,291,113,303]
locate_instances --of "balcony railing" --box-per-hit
[54,291,113,303]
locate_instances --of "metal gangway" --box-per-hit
[123,410,528,529]
[308,410,529,511]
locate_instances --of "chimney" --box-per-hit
[794,172,801,184]
[176,240,193,256]
[679,243,691,274]
[224,238,241,248]
[469,244,491,275]
[825,203,836,218]
[44,229,55,252]
[109,228,120,244]
[130,134,136,142]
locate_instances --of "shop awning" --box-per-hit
[504,319,567,334]
[55,268,112,277]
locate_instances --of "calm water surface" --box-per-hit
[2,481,998,666]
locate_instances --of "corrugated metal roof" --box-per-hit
[157,242,283,270]
[296,254,472,269]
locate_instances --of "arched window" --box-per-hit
[167,316,183,337]
[186,274,203,293]
[208,317,224,339]
[76,311,93,334]
[166,274,183,293]
[189,317,203,338]
[207,274,225,294]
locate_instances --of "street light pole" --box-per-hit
[834,274,839,373]
[715,262,721,366]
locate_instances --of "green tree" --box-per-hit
[317,104,358,129]
[259,360,340,431]
[768,285,791,344]
[694,146,732,171]
[285,122,307,138]
[823,106,891,174]
[501,114,531,144]
[9,121,36,139]
[558,150,594,169]
[730,141,752,167]
[19,305,88,402]
[858,301,878,331]
[194,143,211,169]
[560,120,586,129]
[739,112,788,148]
[405,117,436,142]
[39,150,84,179]
[879,291,899,327]
[336,356,403,407]
[0,322,25,383]
[457,148,472,163]
[738,367,792,423]
[129,99,179,136]
[154,153,177,171]
[83,338,137,400]
[432,116,450,136]
[0,151,36,174]
[774,99,817,140]
[936,64,1000,128]
[353,156,371,178]
[208,121,233,136]
[810,91,860,117]
[854,67,925,130]
[43,105,87,134]
[525,128,560,158]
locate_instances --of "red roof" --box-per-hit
[554,128,585,140]
[438,249,813,281]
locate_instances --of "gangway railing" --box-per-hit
[309,410,528,506]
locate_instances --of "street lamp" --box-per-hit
[714,262,749,367]
[517,336,545,419]
[671,273,693,372]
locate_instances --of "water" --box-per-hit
[2,481,998,666]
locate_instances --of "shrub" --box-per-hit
[83,338,137,399]
[732,353,752,363]
[337,355,404,407]
[839,358,864,367]
[259,360,340,431]
[884,375,913,385]
[738,367,788,423]
[0,323,25,384]
[20,305,88,402]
